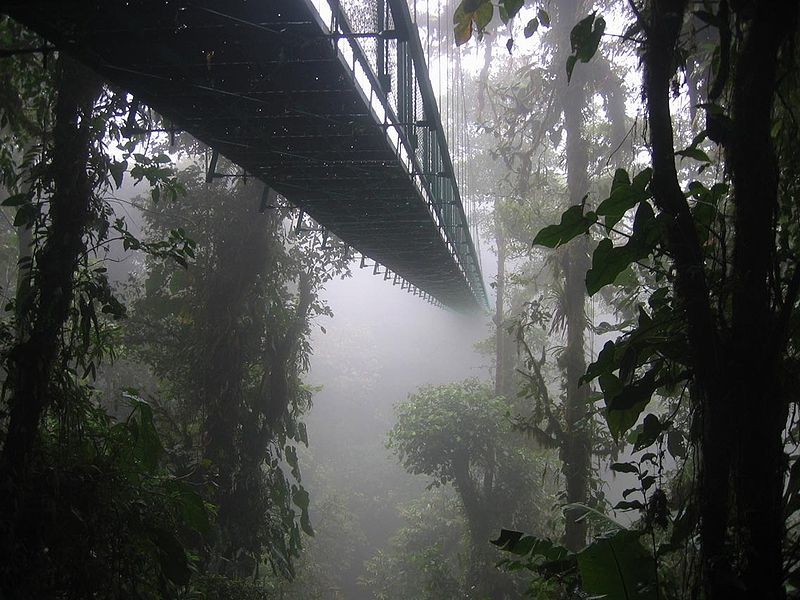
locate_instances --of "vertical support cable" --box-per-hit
[377,0,387,93]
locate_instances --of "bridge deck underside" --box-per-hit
[5,0,481,311]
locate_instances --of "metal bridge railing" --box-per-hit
[306,0,488,310]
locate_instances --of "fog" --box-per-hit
[304,266,489,597]
[3,0,768,596]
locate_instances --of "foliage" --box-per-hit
[493,520,658,599]
[361,490,466,600]
[389,379,553,596]
[515,0,800,597]
[0,18,344,598]
[453,0,800,597]
[190,573,274,600]
[0,395,211,598]
[128,164,350,579]
[389,379,530,500]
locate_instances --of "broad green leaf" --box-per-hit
[631,200,660,247]
[676,147,711,162]
[614,499,645,511]
[537,8,551,27]
[578,530,658,600]
[605,370,659,440]
[13,203,38,228]
[454,5,473,45]
[633,413,666,451]
[109,159,127,189]
[611,167,632,190]
[567,13,605,81]
[582,340,617,384]
[610,462,638,474]
[493,529,575,580]
[597,168,652,229]
[524,17,539,38]
[588,198,660,295]
[473,1,494,29]
[454,0,492,45]
[631,167,653,190]
[599,371,624,404]
[501,0,524,21]
[532,204,596,248]
[492,529,569,561]
[1,193,30,207]
[586,238,636,296]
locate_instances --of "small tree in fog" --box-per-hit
[388,379,553,597]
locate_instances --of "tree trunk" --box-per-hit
[494,215,515,400]
[643,1,797,597]
[1,57,100,479]
[199,183,273,571]
[642,3,734,596]
[559,0,591,553]
[728,3,796,598]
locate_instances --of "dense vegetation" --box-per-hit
[452,0,800,598]
[0,0,799,598]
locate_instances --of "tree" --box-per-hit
[129,163,349,578]
[457,0,800,598]
[637,2,799,596]
[361,489,466,600]
[0,17,341,596]
[0,25,203,596]
[389,379,548,597]
[457,0,629,553]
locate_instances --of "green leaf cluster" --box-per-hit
[493,526,657,599]
[566,13,606,82]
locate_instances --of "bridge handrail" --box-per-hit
[386,0,481,292]
[307,0,488,310]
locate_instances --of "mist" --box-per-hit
[302,267,487,597]
[1,0,798,599]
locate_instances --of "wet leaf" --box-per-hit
[1,193,30,207]
[524,17,539,38]
[633,413,665,451]
[532,204,596,248]
[567,13,606,82]
[611,462,639,474]
[501,0,524,21]
[578,530,657,599]
[537,8,551,27]
[605,370,659,440]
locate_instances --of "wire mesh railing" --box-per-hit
[306,0,487,310]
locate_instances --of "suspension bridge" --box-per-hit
[2,0,487,312]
